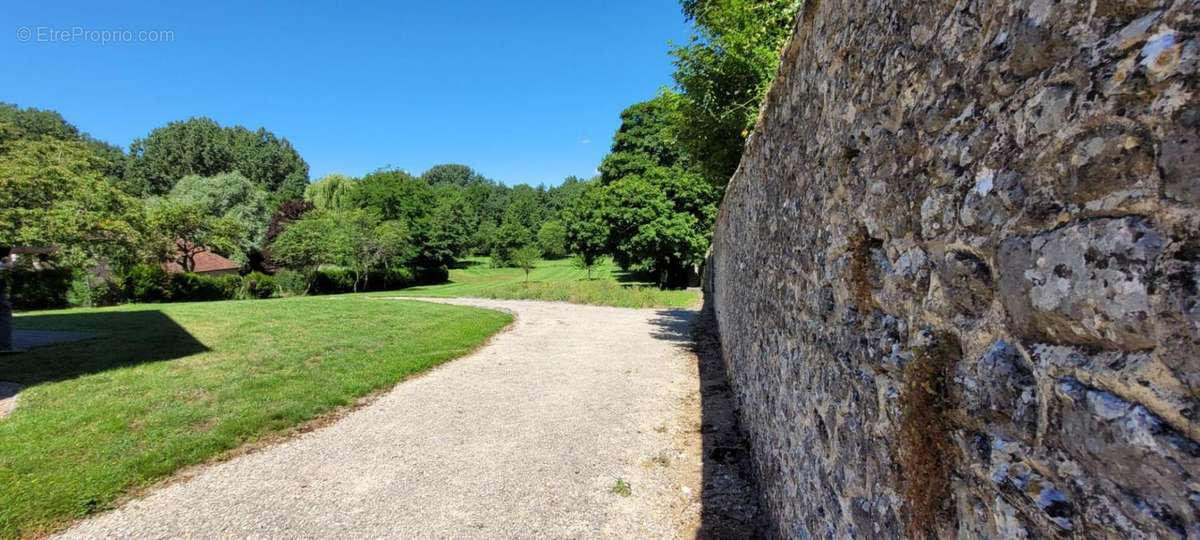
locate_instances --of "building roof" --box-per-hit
[164,249,241,274]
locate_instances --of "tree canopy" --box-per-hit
[168,172,271,264]
[0,137,143,268]
[124,117,309,198]
[671,0,801,185]
[304,173,357,211]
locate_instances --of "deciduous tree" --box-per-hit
[146,201,242,272]
[0,138,144,269]
[169,171,271,264]
[537,220,569,259]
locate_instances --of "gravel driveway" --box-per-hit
[57,298,704,539]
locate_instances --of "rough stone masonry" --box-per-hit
[707,0,1199,537]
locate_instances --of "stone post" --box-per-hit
[0,247,11,352]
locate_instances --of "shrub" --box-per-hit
[5,264,72,310]
[167,272,240,302]
[274,269,308,296]
[309,267,356,295]
[239,272,276,299]
[413,265,449,286]
[66,274,124,308]
[123,264,172,303]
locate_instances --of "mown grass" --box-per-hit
[0,296,512,538]
[382,257,700,309]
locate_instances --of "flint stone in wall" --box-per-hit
[999,217,1164,351]
[709,0,1199,536]
[957,341,1038,443]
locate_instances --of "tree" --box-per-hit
[504,184,548,233]
[224,126,310,200]
[421,164,485,187]
[595,91,721,288]
[325,209,383,291]
[146,201,243,272]
[511,245,541,284]
[544,176,590,218]
[265,200,314,245]
[490,216,532,268]
[572,254,605,281]
[350,169,434,224]
[471,219,498,257]
[672,0,801,185]
[0,102,79,141]
[0,103,126,180]
[599,93,688,183]
[373,220,417,273]
[168,171,270,264]
[427,186,476,262]
[599,167,718,288]
[0,137,144,270]
[124,117,309,196]
[537,221,569,259]
[269,212,334,293]
[563,183,610,280]
[304,173,356,211]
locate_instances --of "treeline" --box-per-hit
[0,104,591,307]
[0,0,800,306]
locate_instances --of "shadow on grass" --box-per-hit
[448,259,487,270]
[649,306,767,539]
[0,310,207,387]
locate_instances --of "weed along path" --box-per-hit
[58,299,707,539]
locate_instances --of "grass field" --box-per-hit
[383,257,700,309]
[0,296,512,537]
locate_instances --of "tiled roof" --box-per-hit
[164,249,240,274]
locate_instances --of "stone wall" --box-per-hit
[707,0,1199,537]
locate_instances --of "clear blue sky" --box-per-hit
[3,1,691,186]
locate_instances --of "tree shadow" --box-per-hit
[649,307,767,539]
[448,258,487,270]
[0,310,208,387]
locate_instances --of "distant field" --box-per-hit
[382,257,700,309]
[0,296,512,537]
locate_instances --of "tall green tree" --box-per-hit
[349,169,434,225]
[269,212,335,293]
[504,184,548,233]
[600,167,718,288]
[325,209,383,291]
[672,0,802,185]
[537,220,569,259]
[599,92,688,183]
[594,95,720,288]
[225,126,310,200]
[0,103,126,179]
[0,138,144,269]
[427,186,476,261]
[563,183,611,280]
[421,164,485,187]
[490,215,532,268]
[373,220,417,273]
[124,117,309,197]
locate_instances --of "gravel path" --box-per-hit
[58,298,703,539]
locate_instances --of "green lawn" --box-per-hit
[0,296,512,538]
[382,257,700,309]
